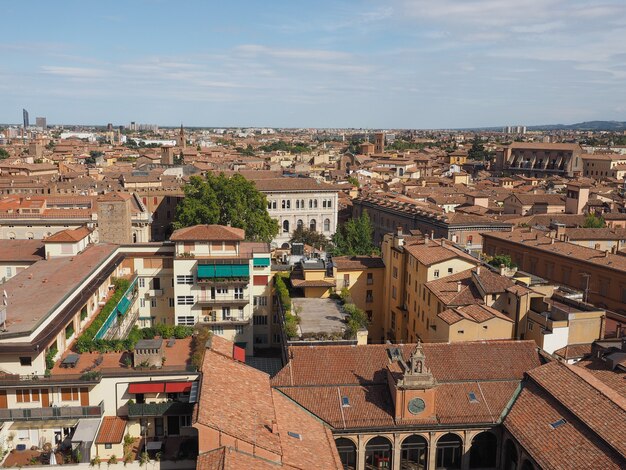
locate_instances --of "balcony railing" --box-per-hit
[0,401,103,421]
[0,372,103,386]
[127,401,194,417]
[196,296,248,305]
[94,273,139,340]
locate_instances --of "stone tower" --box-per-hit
[177,124,186,148]
[97,192,133,244]
[374,132,385,154]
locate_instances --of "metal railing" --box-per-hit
[0,401,103,421]
[127,401,194,417]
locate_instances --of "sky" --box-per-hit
[1,0,626,129]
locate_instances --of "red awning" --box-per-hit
[233,345,246,363]
[128,382,165,394]
[253,275,268,286]
[164,382,193,393]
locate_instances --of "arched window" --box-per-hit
[365,436,392,470]
[335,438,356,470]
[401,435,428,470]
[469,432,497,468]
[323,218,331,232]
[309,219,316,232]
[133,233,138,243]
[504,440,518,470]
[283,220,290,233]
[436,433,462,469]
[297,219,303,229]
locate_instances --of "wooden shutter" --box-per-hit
[61,387,71,401]
[80,387,89,406]
[0,390,7,409]
[41,388,50,407]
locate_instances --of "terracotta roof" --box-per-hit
[197,447,300,470]
[507,142,582,151]
[0,240,44,262]
[332,256,385,270]
[197,343,341,469]
[508,193,565,206]
[252,178,341,193]
[95,417,127,444]
[438,304,513,325]
[404,239,478,267]
[504,361,626,468]
[553,343,593,361]
[170,224,245,242]
[483,230,626,272]
[272,341,540,387]
[44,226,92,243]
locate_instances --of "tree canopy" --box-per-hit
[467,135,487,160]
[173,173,279,243]
[331,212,378,256]
[583,213,606,228]
[290,225,329,250]
[0,148,9,160]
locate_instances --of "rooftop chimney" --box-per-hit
[396,226,403,237]
[476,266,481,275]
[440,239,445,247]
[457,281,462,292]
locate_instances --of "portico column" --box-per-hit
[427,432,437,470]
[392,434,401,470]
[461,431,472,470]
[357,435,366,470]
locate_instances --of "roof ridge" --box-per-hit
[566,363,626,412]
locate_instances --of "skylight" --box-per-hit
[550,418,567,429]
[468,392,479,403]
[287,431,302,440]
[341,396,350,407]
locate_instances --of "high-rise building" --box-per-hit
[35,117,46,129]
[22,109,29,128]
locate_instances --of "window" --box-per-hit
[254,296,267,306]
[177,316,195,326]
[140,298,146,308]
[273,333,281,343]
[283,220,290,233]
[150,298,157,308]
[448,267,453,274]
[433,269,440,278]
[528,321,534,331]
[391,312,396,329]
[281,200,291,209]
[222,307,231,319]
[367,273,373,285]
[169,298,174,308]
[235,325,244,334]
[392,286,397,300]
[152,277,161,290]
[105,444,112,450]
[366,290,373,303]
[211,326,224,335]
[177,275,194,284]
[343,274,350,287]
[19,357,32,366]
[297,219,303,228]
[323,218,330,232]
[366,310,373,321]
[238,307,245,319]
[177,296,194,305]
[61,387,79,401]
[309,219,316,231]
[180,415,192,427]
[5,267,11,278]
[393,267,398,278]
[253,315,268,325]
[234,287,244,299]
[139,278,146,288]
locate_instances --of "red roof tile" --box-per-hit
[95,417,127,444]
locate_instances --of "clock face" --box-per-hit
[408,397,426,415]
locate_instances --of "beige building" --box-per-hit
[582,153,626,179]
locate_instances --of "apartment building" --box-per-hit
[582,153,626,179]
[380,230,478,344]
[482,229,626,326]
[170,225,272,355]
[495,142,584,177]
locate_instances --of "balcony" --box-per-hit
[127,401,194,418]
[201,314,250,325]
[196,278,249,287]
[94,274,139,340]
[0,401,103,421]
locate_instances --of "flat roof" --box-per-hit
[0,244,118,338]
[292,298,346,336]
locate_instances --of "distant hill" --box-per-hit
[527,121,626,131]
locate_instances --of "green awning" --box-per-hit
[197,264,250,278]
[253,257,270,267]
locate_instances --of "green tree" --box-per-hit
[290,225,329,250]
[467,135,486,160]
[331,212,378,256]
[487,254,517,269]
[583,213,606,228]
[173,173,278,243]
[0,148,10,159]
[347,176,360,187]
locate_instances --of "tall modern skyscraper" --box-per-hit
[22,109,29,128]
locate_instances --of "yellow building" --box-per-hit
[381,230,478,343]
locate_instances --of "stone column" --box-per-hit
[392,433,401,470]
[357,435,366,470]
[461,430,472,470]
[427,432,437,470]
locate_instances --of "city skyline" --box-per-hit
[2,0,626,128]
